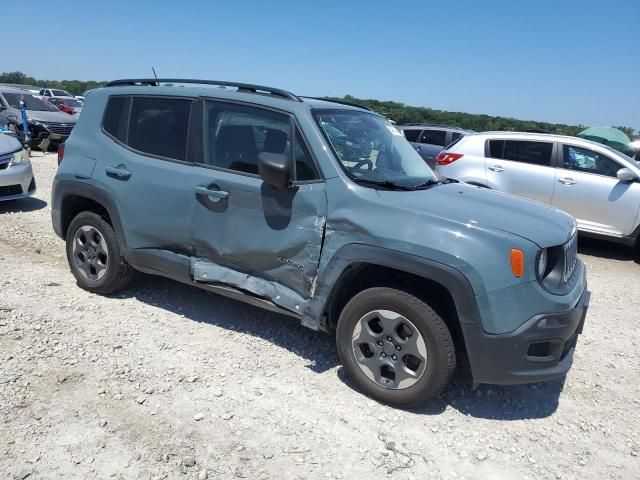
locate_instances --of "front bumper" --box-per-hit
[0,162,36,201]
[462,286,590,385]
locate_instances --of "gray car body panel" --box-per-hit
[52,84,588,385]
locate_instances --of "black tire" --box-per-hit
[66,211,134,294]
[336,287,455,408]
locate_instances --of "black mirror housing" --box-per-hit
[258,152,291,191]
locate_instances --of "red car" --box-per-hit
[48,97,83,117]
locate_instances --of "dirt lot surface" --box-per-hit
[1,152,639,480]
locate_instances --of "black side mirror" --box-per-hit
[258,152,291,191]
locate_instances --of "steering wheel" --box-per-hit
[352,159,373,171]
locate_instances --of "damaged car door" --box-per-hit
[190,100,326,313]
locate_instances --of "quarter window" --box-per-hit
[203,101,320,180]
[488,140,553,166]
[403,129,420,142]
[562,145,620,177]
[127,97,192,161]
[102,96,129,142]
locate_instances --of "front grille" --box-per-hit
[562,234,578,283]
[43,122,74,136]
[0,184,22,197]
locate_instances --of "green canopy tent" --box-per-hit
[577,127,634,155]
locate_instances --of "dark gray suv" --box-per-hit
[399,124,472,168]
[52,79,589,407]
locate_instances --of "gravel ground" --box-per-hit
[1,152,639,480]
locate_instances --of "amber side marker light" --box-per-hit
[510,249,525,277]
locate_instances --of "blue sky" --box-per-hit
[4,0,639,129]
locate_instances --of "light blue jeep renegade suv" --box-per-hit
[52,79,589,407]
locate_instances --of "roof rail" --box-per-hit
[303,97,374,112]
[104,79,302,102]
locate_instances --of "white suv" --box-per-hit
[435,132,640,252]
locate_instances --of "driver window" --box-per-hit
[562,145,620,177]
[202,102,320,181]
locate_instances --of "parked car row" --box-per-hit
[0,86,78,149]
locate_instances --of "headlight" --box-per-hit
[537,248,548,279]
[28,119,47,129]
[10,149,30,166]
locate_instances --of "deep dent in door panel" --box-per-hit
[191,202,327,314]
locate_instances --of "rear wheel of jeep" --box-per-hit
[66,211,134,294]
[336,287,455,408]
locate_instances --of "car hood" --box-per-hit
[0,132,22,154]
[391,183,576,248]
[27,110,76,123]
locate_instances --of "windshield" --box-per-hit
[2,93,59,112]
[52,89,72,97]
[314,109,437,188]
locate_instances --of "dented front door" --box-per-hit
[190,168,327,302]
[189,100,327,307]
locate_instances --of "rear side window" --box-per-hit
[102,96,129,141]
[419,129,447,146]
[127,97,192,161]
[488,140,553,166]
[402,129,420,142]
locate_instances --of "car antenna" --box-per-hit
[152,67,159,84]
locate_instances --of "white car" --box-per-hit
[435,132,640,251]
[39,88,74,98]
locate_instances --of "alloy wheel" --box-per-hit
[351,309,427,389]
[71,225,109,281]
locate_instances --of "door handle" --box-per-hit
[558,177,576,185]
[414,145,422,151]
[488,165,504,172]
[105,165,131,180]
[194,186,229,203]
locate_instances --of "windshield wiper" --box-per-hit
[412,177,458,190]
[352,178,414,191]
[412,179,442,190]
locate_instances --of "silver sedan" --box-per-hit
[0,132,35,201]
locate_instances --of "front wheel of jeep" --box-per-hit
[336,287,456,408]
[66,211,134,294]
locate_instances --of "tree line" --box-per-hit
[1,71,635,138]
[326,95,637,139]
[0,71,106,97]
